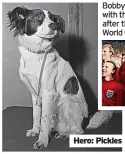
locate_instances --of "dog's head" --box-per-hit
[7,7,65,52]
[8,6,65,38]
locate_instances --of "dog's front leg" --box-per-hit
[33,89,58,149]
[19,57,42,137]
[33,54,58,149]
[26,94,42,137]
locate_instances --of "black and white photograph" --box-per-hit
[2,2,122,151]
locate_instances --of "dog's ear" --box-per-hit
[55,15,65,33]
[7,7,29,37]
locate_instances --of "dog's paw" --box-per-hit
[33,134,49,149]
[26,129,39,137]
[55,132,68,140]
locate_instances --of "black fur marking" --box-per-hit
[48,12,65,33]
[63,76,79,95]
[25,9,45,36]
[7,7,45,37]
[48,12,57,23]
[7,7,30,37]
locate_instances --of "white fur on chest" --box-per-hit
[19,46,44,79]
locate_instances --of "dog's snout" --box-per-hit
[49,23,58,31]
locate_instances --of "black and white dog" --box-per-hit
[7,7,113,149]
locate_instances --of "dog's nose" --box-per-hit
[49,23,58,31]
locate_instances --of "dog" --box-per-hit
[7,6,113,149]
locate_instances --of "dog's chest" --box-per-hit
[19,47,44,79]
[24,59,42,76]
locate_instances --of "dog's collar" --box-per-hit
[24,46,53,54]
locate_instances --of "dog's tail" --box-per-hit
[86,110,114,129]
